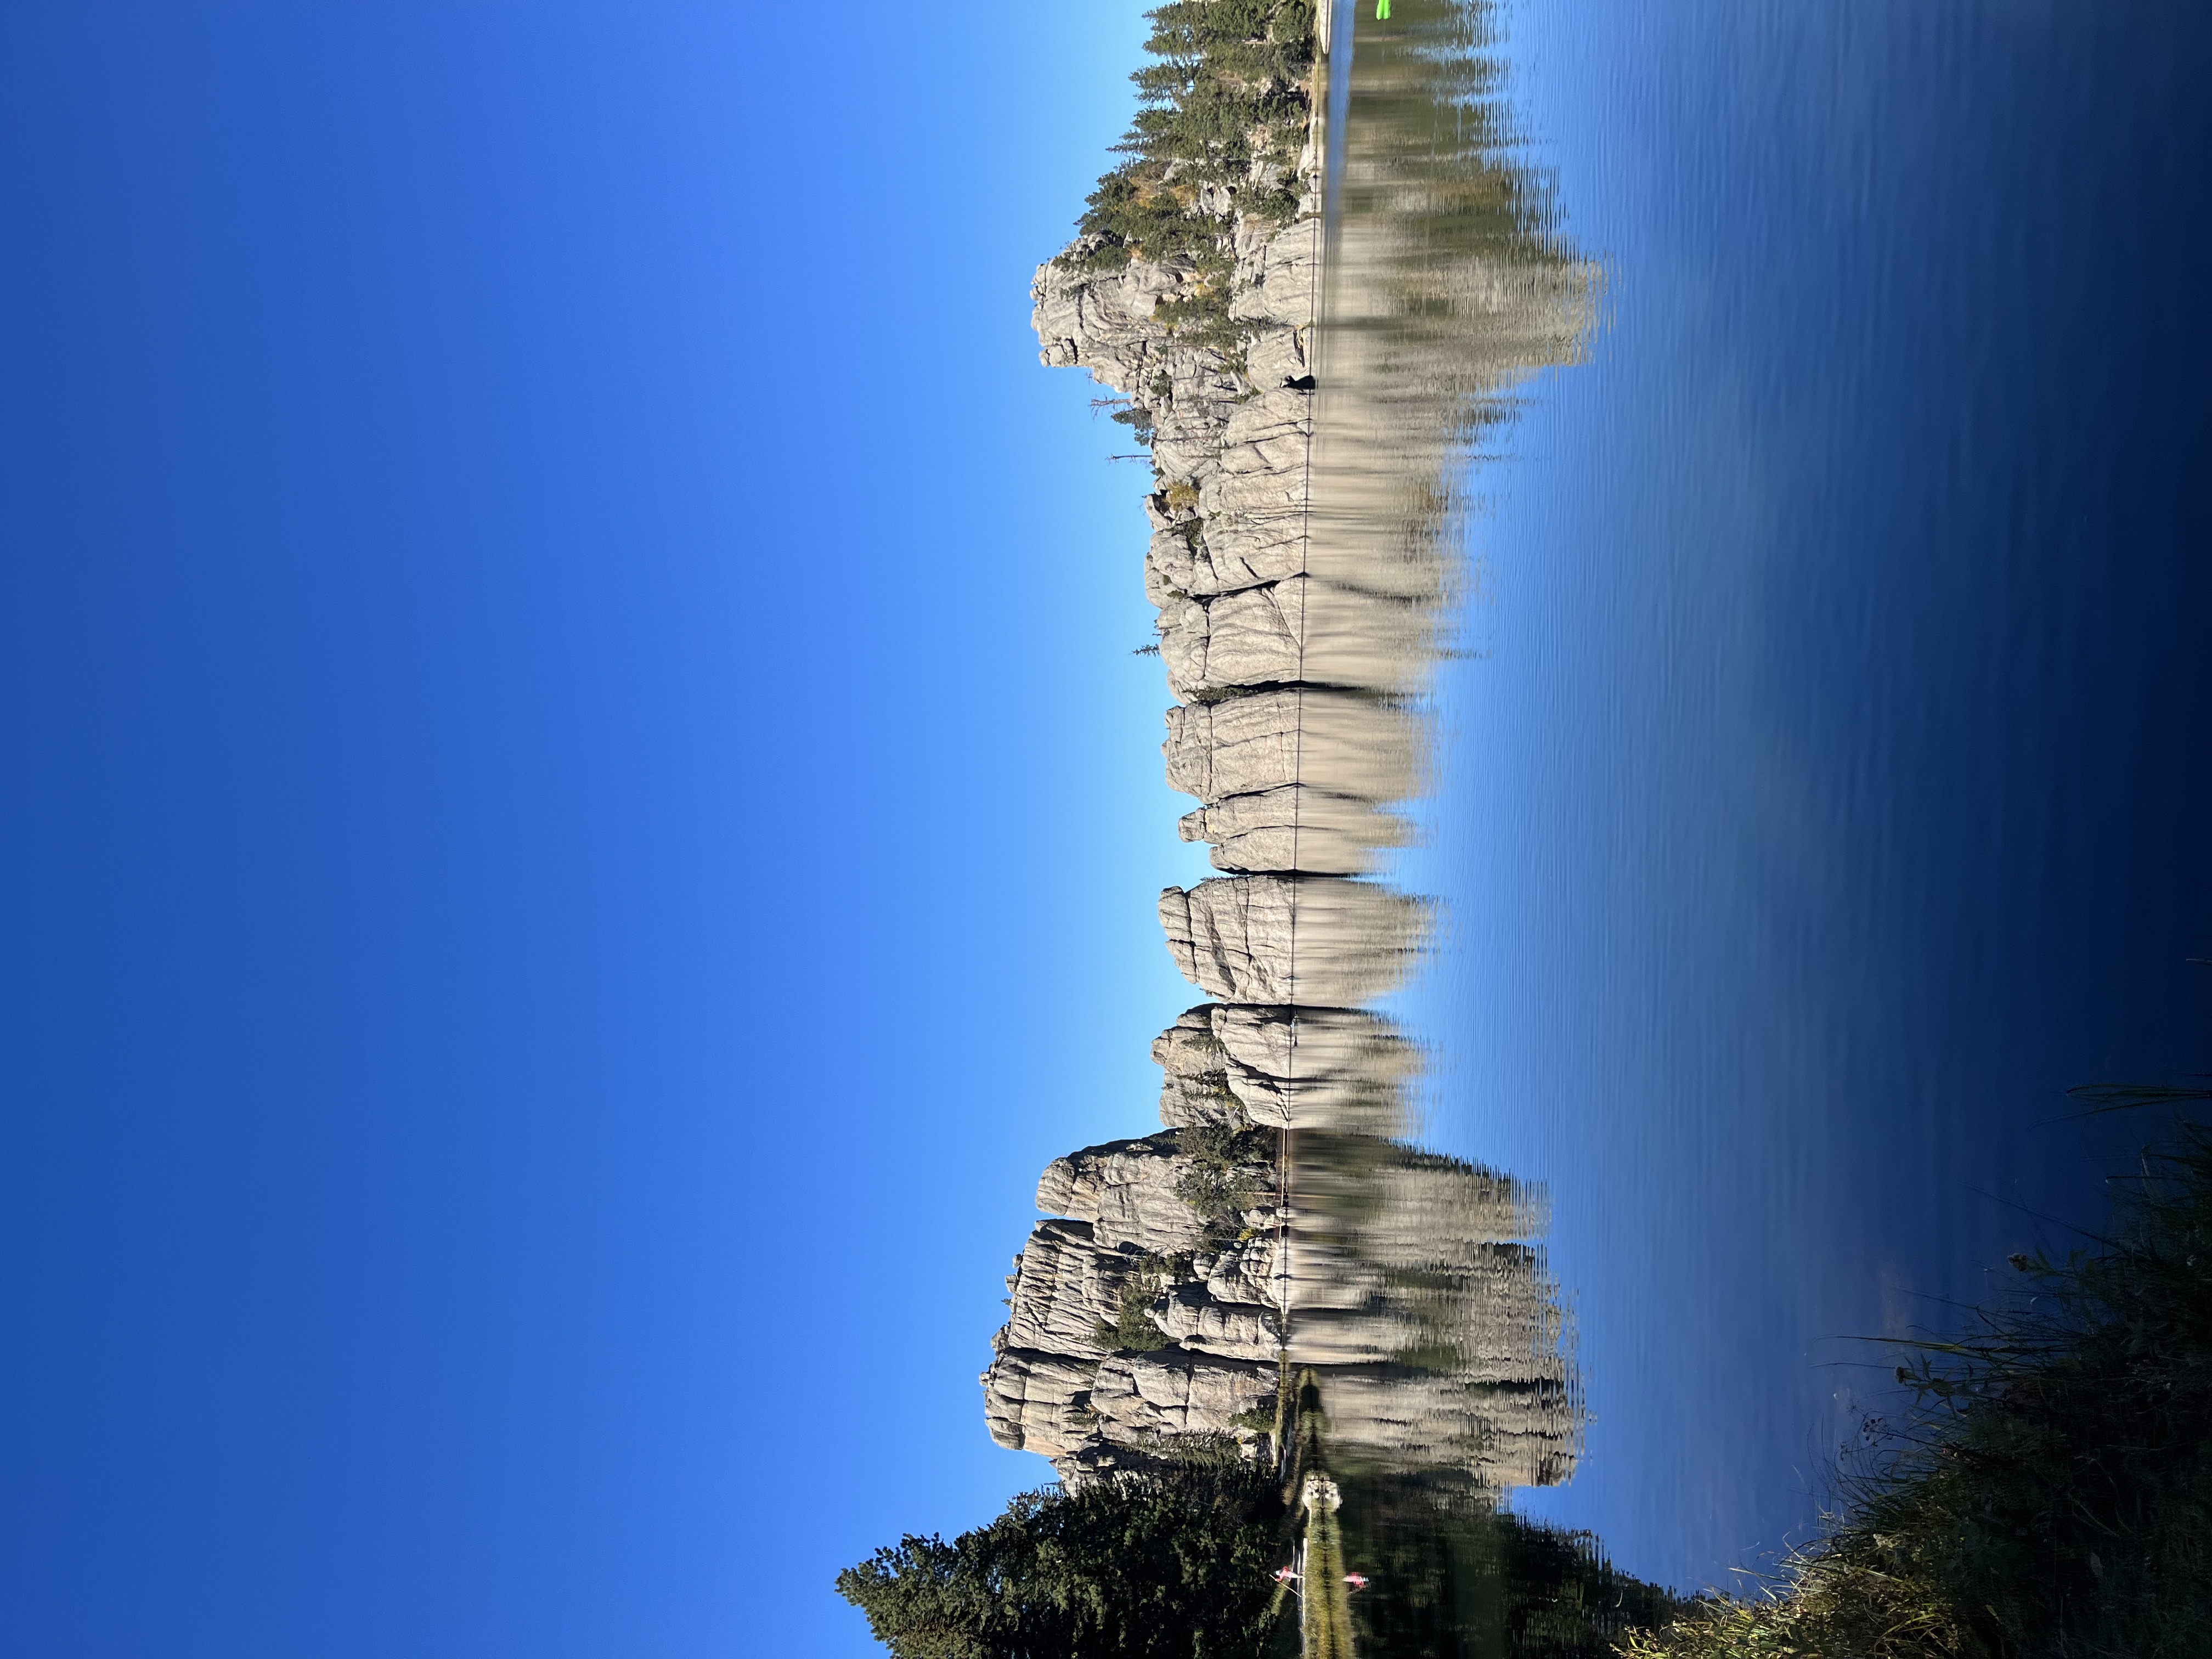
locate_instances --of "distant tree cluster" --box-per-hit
[1061,0,1318,348]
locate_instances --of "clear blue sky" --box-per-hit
[0,4,1221,1654]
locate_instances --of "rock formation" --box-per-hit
[1158,876,1427,1006]
[981,1090,1579,1488]
[1161,689,1420,805]
[1153,1002,1415,1135]
[985,0,1594,1501]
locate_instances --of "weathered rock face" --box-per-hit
[1031,160,1319,484]
[1152,1002,1417,1134]
[1178,783,1404,874]
[1159,875,1427,1006]
[986,983,1573,1483]
[981,1345,1100,1461]
[1156,575,1436,703]
[1163,690,1421,808]
[982,1118,1581,1489]
[1035,1131,1274,1257]
[999,1218,1116,1361]
[1090,1352,1278,1442]
[984,1125,1281,1470]
[1153,1285,1283,1362]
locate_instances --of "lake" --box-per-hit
[1382,0,2212,1595]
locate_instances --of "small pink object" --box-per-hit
[1344,1573,1370,1591]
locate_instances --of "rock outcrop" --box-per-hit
[987,2,1595,1499]
[982,1109,1580,1488]
[1152,1002,1417,1135]
[1158,875,1427,1006]
[1035,1130,1276,1257]
[1178,785,1403,876]
[1163,689,1420,805]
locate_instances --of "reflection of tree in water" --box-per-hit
[1277,1365,1679,1659]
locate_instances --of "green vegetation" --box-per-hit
[1065,0,1316,274]
[1098,1256,1179,1353]
[1328,1471,1679,1659]
[841,1365,1678,1659]
[1175,1121,1277,1228]
[835,1466,1291,1659]
[1059,0,1318,354]
[1623,1111,2212,1659]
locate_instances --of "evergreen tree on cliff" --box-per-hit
[836,1470,1286,1659]
[1068,0,1316,275]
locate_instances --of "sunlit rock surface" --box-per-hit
[997,1218,1115,1361]
[1034,1131,1271,1257]
[983,1121,1579,1488]
[990,8,1598,1504]
[1177,783,1404,874]
[1152,1002,1415,1135]
[1158,875,1426,1006]
[1162,689,1420,806]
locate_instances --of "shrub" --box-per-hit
[1174,1121,1275,1223]
[1096,1256,1179,1353]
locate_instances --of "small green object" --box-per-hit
[1376,0,1390,15]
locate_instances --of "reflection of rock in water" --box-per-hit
[990,0,1593,1542]
[1289,1136,1578,1488]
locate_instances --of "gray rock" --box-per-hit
[1178,784,1406,875]
[1151,1002,1418,1135]
[1088,1352,1277,1442]
[981,1345,1100,1458]
[1195,1233,1283,1310]
[1163,690,1421,806]
[1000,1218,1116,1361]
[1156,576,1434,702]
[1006,95,1599,1497]
[1035,1131,1234,1256]
[1154,1283,1282,1361]
[1158,876,1427,1006]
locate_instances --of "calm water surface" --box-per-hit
[1392,0,2212,1593]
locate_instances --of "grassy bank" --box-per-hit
[1624,1111,2212,1659]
